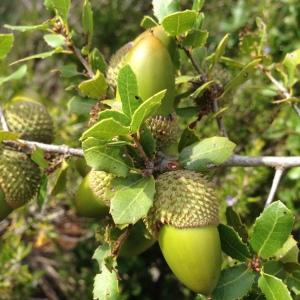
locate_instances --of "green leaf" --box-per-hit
[213,264,256,300]
[31,148,49,169]
[98,110,130,126]
[179,136,236,171]
[220,58,261,98]
[258,271,292,300]
[162,10,197,36]
[0,130,20,142]
[88,48,107,74]
[282,49,300,87]
[37,175,48,208]
[78,70,107,99]
[140,126,156,158]
[178,127,199,153]
[275,235,299,264]
[81,118,130,140]
[58,63,80,78]
[67,96,97,115]
[192,0,204,11]
[140,16,158,29]
[209,34,229,72]
[4,23,49,32]
[93,264,119,300]
[0,65,27,86]
[46,0,70,21]
[219,224,252,261]
[10,49,61,65]
[82,138,129,177]
[226,206,248,242]
[182,30,208,49]
[152,0,180,23]
[50,160,69,196]
[93,244,112,269]
[191,80,214,99]
[286,271,300,296]
[82,0,94,45]
[130,90,166,133]
[0,34,14,60]
[117,65,140,118]
[43,34,65,48]
[110,176,155,225]
[249,201,294,259]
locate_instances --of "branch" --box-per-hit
[3,140,84,157]
[212,99,227,137]
[224,155,300,168]
[265,168,284,207]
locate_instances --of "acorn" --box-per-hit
[107,28,176,116]
[74,171,156,257]
[145,170,222,295]
[74,170,113,218]
[3,100,54,143]
[0,146,42,221]
[146,113,180,150]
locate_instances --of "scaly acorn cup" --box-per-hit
[145,170,222,295]
[3,100,54,143]
[74,171,156,257]
[145,113,180,151]
[74,170,113,218]
[0,146,42,221]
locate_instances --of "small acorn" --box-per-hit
[3,100,54,143]
[0,146,42,221]
[74,170,113,218]
[146,113,180,150]
[145,170,222,295]
[75,170,156,256]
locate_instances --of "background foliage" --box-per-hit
[0,0,299,299]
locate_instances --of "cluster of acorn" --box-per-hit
[77,26,222,296]
[0,100,54,221]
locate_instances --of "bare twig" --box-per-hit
[212,99,227,137]
[265,168,284,207]
[182,47,205,75]
[3,140,84,157]
[68,43,94,78]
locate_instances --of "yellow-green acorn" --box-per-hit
[145,170,222,295]
[74,170,113,218]
[4,100,54,143]
[0,147,42,221]
[75,170,156,256]
[107,28,176,116]
[146,113,180,150]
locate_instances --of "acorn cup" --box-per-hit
[74,170,156,257]
[3,100,54,143]
[0,147,42,221]
[145,170,222,296]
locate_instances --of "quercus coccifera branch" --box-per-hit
[264,168,284,208]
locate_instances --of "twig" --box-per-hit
[0,106,9,131]
[265,167,284,207]
[212,99,227,137]
[224,155,300,168]
[132,134,154,173]
[259,65,300,117]
[68,43,94,78]
[182,47,204,75]
[3,140,84,157]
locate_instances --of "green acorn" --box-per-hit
[0,146,42,221]
[146,113,180,150]
[75,170,156,256]
[74,170,114,218]
[3,100,54,143]
[145,170,222,295]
